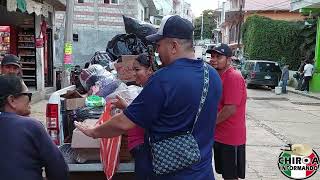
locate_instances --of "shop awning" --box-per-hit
[44,0,66,11]
[7,0,66,17]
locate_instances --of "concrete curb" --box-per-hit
[287,89,320,100]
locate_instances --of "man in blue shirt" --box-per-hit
[75,15,222,180]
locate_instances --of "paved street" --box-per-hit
[215,88,320,180]
[30,45,320,179]
[30,87,320,180]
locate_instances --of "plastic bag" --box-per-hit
[85,95,106,107]
[94,79,122,99]
[107,85,142,104]
[106,34,147,61]
[123,15,158,45]
[99,102,122,180]
[79,64,115,91]
[90,51,114,70]
[72,106,105,122]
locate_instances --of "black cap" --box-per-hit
[206,44,232,57]
[1,54,21,68]
[146,15,194,42]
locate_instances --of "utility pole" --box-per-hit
[62,0,74,88]
[201,13,204,41]
[237,1,243,45]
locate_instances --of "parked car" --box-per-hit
[201,44,216,62]
[241,60,282,89]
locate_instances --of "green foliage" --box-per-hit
[242,15,304,70]
[194,9,217,40]
[299,18,317,63]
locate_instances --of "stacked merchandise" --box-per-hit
[0,26,10,62]
[17,28,36,86]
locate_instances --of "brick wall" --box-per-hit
[54,0,142,67]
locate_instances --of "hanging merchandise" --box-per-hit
[17,0,27,12]
[7,0,17,12]
[35,33,44,48]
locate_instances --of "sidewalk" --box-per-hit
[287,86,320,100]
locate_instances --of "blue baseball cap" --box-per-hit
[206,43,232,57]
[146,15,194,42]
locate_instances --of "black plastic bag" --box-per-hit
[72,106,105,122]
[90,51,114,68]
[123,15,158,45]
[106,34,147,61]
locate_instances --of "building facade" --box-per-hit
[217,0,244,50]
[291,0,320,92]
[0,0,66,99]
[55,0,149,67]
[244,0,304,21]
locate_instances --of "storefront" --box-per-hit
[291,0,320,92]
[0,0,65,92]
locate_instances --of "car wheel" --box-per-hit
[246,82,254,89]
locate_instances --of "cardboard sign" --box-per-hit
[114,55,138,82]
[64,42,72,55]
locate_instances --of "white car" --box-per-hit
[202,44,216,62]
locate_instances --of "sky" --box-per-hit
[188,0,219,17]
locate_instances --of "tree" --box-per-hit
[194,9,217,40]
[242,15,303,69]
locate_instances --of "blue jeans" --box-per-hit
[130,144,153,180]
[281,80,288,93]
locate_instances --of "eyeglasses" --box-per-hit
[13,93,32,101]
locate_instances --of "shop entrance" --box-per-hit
[0,3,54,88]
[0,5,36,87]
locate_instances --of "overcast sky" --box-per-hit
[188,0,219,17]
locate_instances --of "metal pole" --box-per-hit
[201,13,204,41]
[237,3,243,45]
[62,0,74,88]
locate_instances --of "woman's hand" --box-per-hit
[111,95,128,110]
[74,121,97,138]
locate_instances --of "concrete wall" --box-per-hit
[244,11,305,22]
[54,0,141,67]
[137,0,145,21]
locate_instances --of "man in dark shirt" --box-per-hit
[75,15,222,180]
[0,75,68,180]
[1,54,27,88]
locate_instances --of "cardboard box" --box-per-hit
[71,119,100,148]
[114,55,138,82]
[65,97,86,110]
[74,148,100,163]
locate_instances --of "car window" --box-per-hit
[207,45,215,50]
[243,62,254,70]
[255,62,281,72]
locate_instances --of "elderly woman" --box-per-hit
[0,75,68,180]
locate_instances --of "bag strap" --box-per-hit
[191,63,209,133]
